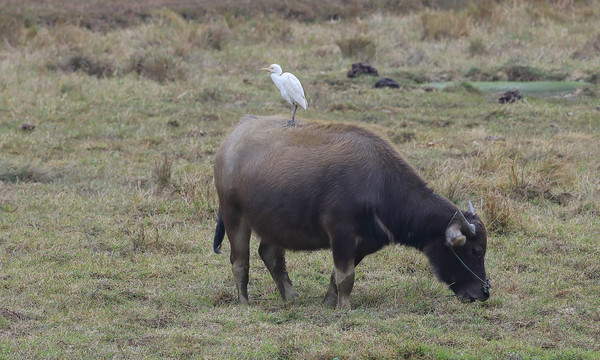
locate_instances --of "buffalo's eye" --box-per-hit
[472,248,482,257]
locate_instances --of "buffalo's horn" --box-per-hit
[469,200,475,214]
[457,209,476,236]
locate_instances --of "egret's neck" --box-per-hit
[270,72,283,86]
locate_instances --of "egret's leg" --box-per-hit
[288,104,297,126]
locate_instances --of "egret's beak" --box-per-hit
[259,67,270,72]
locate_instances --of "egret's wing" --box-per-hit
[282,73,307,109]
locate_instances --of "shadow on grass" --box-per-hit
[0,163,57,183]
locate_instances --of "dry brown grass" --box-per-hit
[336,35,377,62]
[468,38,488,57]
[483,191,515,234]
[0,13,26,47]
[57,53,116,78]
[1,0,599,358]
[572,32,600,60]
[153,153,173,190]
[420,10,470,40]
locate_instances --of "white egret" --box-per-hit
[260,64,307,126]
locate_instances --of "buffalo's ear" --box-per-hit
[445,223,466,247]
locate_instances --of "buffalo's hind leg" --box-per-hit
[259,242,299,301]
[222,208,251,305]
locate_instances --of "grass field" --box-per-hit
[1,1,599,358]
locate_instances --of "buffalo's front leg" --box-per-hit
[323,221,357,309]
[333,263,355,309]
[322,271,338,307]
[323,255,364,308]
[323,266,355,309]
[259,242,299,301]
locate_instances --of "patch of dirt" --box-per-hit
[466,65,566,82]
[511,183,573,205]
[57,54,115,78]
[501,65,544,81]
[20,122,35,131]
[134,310,177,329]
[498,90,522,104]
[126,335,162,347]
[327,103,361,112]
[389,131,416,144]
[347,62,378,78]
[129,54,187,83]
[374,77,399,88]
[394,70,429,84]
[536,240,571,255]
[0,308,31,322]
[0,166,56,184]
[431,119,451,127]
[320,78,351,90]
[485,135,505,142]
[551,192,574,205]
[212,290,236,305]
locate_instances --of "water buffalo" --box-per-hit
[213,115,490,309]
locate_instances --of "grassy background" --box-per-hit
[1,0,599,358]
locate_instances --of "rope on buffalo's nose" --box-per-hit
[450,247,492,296]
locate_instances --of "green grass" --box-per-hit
[1,1,599,358]
[424,81,592,95]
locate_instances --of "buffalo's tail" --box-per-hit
[213,209,225,254]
